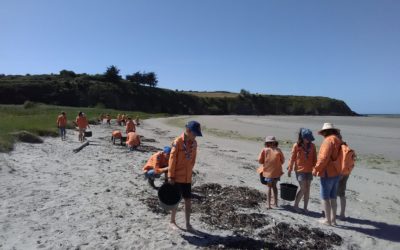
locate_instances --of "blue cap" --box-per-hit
[186,121,202,137]
[163,146,171,154]
[300,128,315,141]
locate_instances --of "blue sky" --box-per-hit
[1,0,399,114]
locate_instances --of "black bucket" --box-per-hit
[84,131,92,137]
[280,183,298,201]
[158,183,182,210]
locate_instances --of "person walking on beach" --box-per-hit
[76,112,89,142]
[56,111,67,140]
[313,123,342,226]
[126,117,136,134]
[257,136,285,209]
[143,146,171,189]
[126,131,140,150]
[106,114,111,126]
[287,128,317,213]
[168,121,202,231]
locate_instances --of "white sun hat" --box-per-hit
[265,136,277,143]
[318,123,340,134]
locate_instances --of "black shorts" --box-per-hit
[175,183,192,199]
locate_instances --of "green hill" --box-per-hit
[0,73,357,116]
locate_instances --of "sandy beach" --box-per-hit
[1,115,400,250]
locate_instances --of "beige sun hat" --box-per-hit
[265,136,277,143]
[318,123,340,134]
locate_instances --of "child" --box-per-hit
[125,117,136,134]
[126,131,140,151]
[143,146,171,189]
[117,114,122,126]
[257,136,285,209]
[168,121,202,231]
[106,114,111,126]
[56,111,67,140]
[287,128,317,213]
[111,130,123,145]
[76,112,89,142]
[135,115,140,126]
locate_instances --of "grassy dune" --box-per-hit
[0,103,166,152]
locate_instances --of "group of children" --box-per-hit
[142,121,351,230]
[258,123,352,226]
[56,111,90,142]
[57,110,351,229]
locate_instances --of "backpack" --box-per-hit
[334,142,356,176]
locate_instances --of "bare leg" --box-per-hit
[331,199,337,225]
[339,196,346,218]
[304,180,311,212]
[272,181,278,207]
[184,198,193,230]
[267,186,272,209]
[320,199,332,225]
[294,180,305,210]
[170,208,178,229]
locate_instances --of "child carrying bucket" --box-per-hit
[287,128,317,213]
[257,136,285,209]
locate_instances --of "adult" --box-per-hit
[56,111,67,140]
[143,146,171,189]
[287,128,317,213]
[313,123,342,226]
[168,121,202,231]
[76,112,89,142]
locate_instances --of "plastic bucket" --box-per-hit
[158,183,182,210]
[84,131,92,137]
[280,183,298,201]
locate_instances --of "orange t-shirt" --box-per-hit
[126,120,136,133]
[288,143,317,173]
[76,116,88,129]
[168,133,197,183]
[112,130,122,138]
[257,147,285,178]
[126,132,140,147]
[314,135,342,177]
[143,151,169,174]
[57,115,67,127]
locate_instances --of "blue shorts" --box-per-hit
[59,127,66,135]
[145,169,161,179]
[296,172,313,182]
[320,175,340,200]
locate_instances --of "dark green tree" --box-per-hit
[104,65,121,83]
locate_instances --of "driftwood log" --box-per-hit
[73,141,89,153]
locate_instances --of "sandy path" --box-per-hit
[1,116,399,250]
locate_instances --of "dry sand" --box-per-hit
[1,115,399,249]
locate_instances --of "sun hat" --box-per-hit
[186,121,202,137]
[265,136,277,143]
[318,123,340,134]
[300,128,315,141]
[163,146,172,154]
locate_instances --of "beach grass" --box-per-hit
[0,103,167,152]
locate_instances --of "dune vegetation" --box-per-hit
[0,103,166,152]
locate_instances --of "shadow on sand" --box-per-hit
[281,204,400,243]
[181,229,273,250]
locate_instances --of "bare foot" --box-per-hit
[169,222,179,230]
[331,221,338,226]
[186,224,195,232]
[318,219,331,226]
[267,206,272,209]
[303,209,309,214]
[294,206,302,213]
